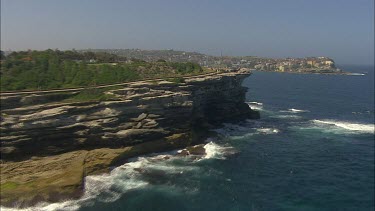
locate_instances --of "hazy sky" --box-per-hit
[1,0,374,65]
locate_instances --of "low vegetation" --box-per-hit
[0,50,204,91]
[62,88,116,102]
[166,77,185,84]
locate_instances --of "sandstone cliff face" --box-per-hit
[0,70,259,206]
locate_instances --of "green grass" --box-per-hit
[166,77,185,84]
[62,88,118,102]
[1,182,20,191]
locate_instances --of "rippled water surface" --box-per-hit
[6,65,374,211]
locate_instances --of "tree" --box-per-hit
[0,49,202,91]
[0,51,5,60]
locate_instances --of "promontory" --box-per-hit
[0,50,259,207]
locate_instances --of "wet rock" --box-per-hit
[132,113,148,121]
[186,144,206,155]
[176,144,207,157]
[142,119,158,128]
[177,149,190,156]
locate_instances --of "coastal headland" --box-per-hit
[0,49,352,208]
[0,69,259,207]
[74,49,346,74]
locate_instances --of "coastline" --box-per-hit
[254,69,365,76]
[0,70,259,208]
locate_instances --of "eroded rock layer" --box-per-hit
[0,70,259,206]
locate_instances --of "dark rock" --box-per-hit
[177,149,190,156]
[132,113,148,121]
[186,144,206,155]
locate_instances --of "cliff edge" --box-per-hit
[0,70,259,207]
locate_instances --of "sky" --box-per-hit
[1,0,374,65]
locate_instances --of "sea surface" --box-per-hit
[7,65,374,211]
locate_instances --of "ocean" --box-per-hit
[7,65,374,211]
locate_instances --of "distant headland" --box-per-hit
[1,49,352,83]
[75,49,347,74]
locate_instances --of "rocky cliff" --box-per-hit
[0,70,259,207]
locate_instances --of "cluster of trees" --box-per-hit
[0,51,5,60]
[4,49,124,63]
[0,50,136,91]
[0,50,203,91]
[168,62,202,74]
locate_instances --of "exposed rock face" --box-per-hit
[0,70,259,206]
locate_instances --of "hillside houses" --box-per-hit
[78,49,339,73]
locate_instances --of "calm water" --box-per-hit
[12,65,374,211]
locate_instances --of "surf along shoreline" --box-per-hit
[0,70,260,208]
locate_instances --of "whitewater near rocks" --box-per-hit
[0,70,259,207]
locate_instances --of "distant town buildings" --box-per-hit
[78,49,340,73]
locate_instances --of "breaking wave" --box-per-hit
[347,73,366,76]
[311,120,374,133]
[203,141,235,160]
[255,128,280,134]
[1,162,150,211]
[280,108,309,113]
[2,140,233,211]
[214,121,280,141]
[248,101,263,106]
[246,101,263,111]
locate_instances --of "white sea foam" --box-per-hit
[1,160,151,211]
[203,142,230,159]
[280,108,309,113]
[215,120,280,139]
[248,101,263,106]
[246,101,263,111]
[1,152,199,211]
[288,108,309,113]
[347,73,365,76]
[250,105,263,111]
[255,128,280,134]
[312,119,374,134]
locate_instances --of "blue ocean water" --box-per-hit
[12,65,374,211]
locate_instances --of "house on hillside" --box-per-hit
[324,60,334,66]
